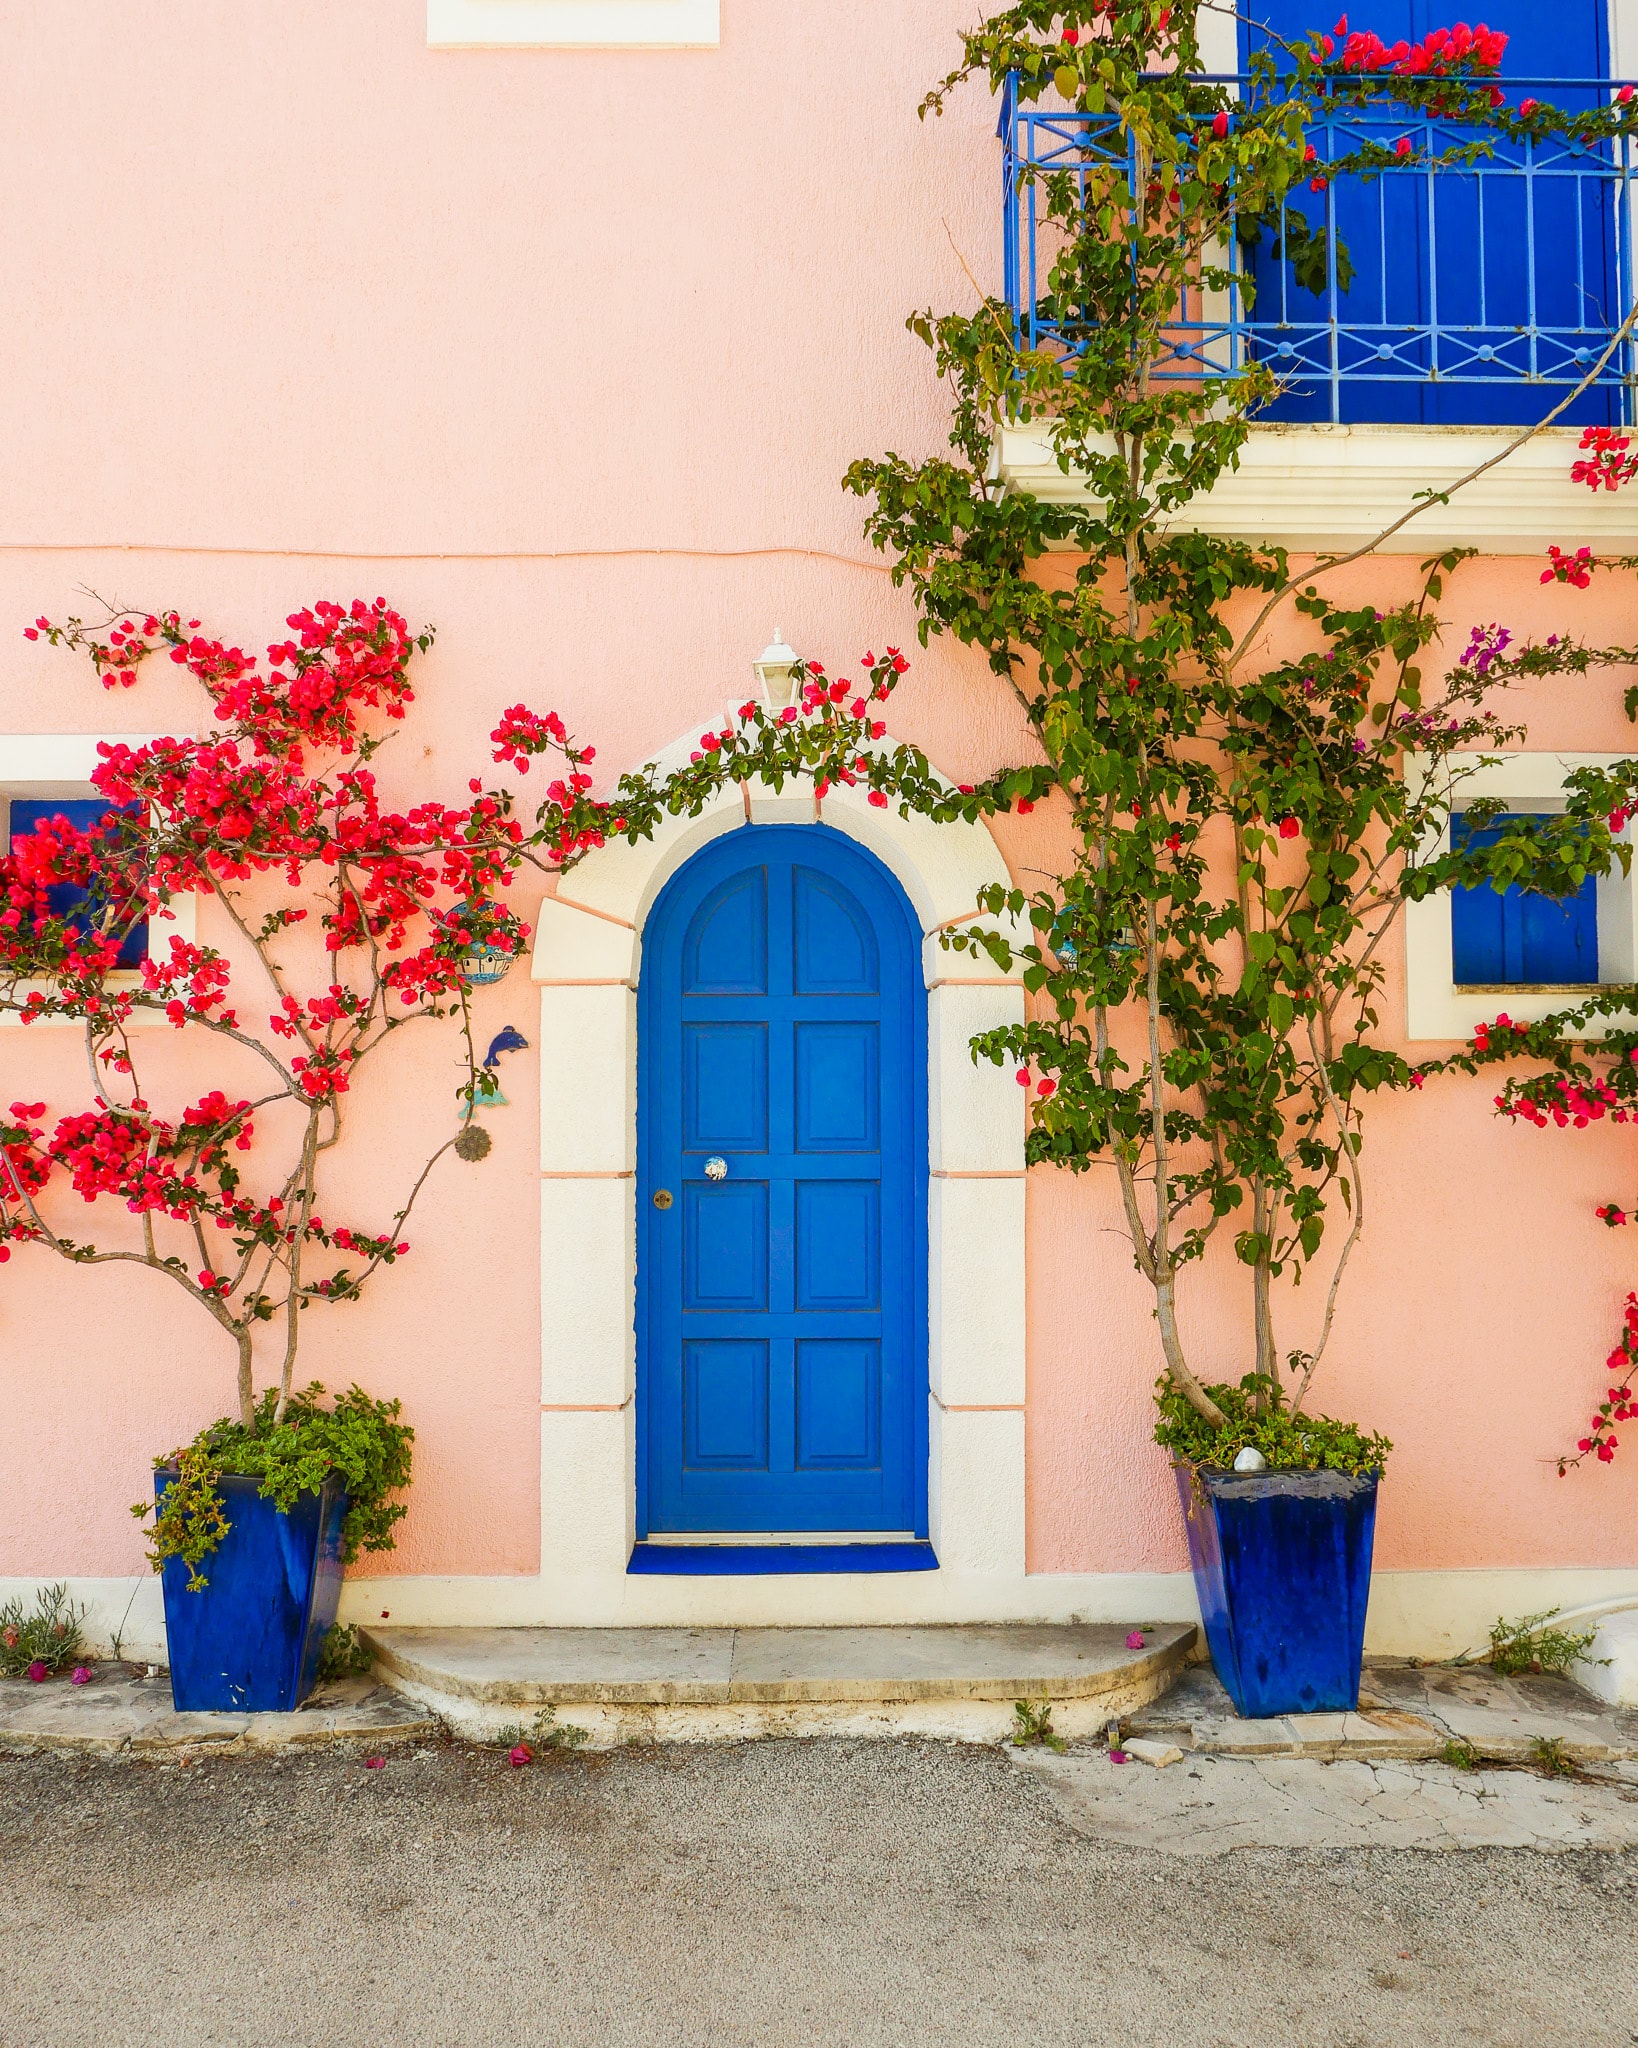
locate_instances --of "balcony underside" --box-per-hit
[990,423,1638,555]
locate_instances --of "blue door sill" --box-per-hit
[627,1541,938,1577]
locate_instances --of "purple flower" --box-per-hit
[1109,1748,1129,1764]
[1125,1630,1146,1650]
[70,1666,91,1686]
[26,1660,47,1683]
[1460,623,1513,675]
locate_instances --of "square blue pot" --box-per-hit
[156,1469,348,1712]
[1174,1460,1379,1719]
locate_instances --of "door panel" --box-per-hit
[638,825,928,1537]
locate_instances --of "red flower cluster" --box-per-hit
[1570,427,1638,494]
[1542,543,1595,588]
[1566,1291,1638,1469]
[1333,17,1508,79]
[1500,1076,1626,1130]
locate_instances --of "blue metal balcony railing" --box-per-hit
[1001,73,1638,427]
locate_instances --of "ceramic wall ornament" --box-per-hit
[461,1024,530,1118]
[458,944,515,988]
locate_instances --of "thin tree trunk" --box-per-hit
[1252,1179,1276,1408]
[236,1327,255,1430]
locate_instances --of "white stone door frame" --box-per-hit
[530,731,1030,1623]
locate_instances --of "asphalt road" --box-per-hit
[2,1735,1636,2048]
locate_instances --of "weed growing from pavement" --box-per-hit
[1489,1609,1606,1679]
[1529,1736,1578,1780]
[1441,1739,1481,1771]
[315,1625,373,1683]
[1009,1696,1067,1753]
[493,1707,591,1753]
[0,1583,88,1677]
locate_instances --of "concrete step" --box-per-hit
[362,1621,1198,1746]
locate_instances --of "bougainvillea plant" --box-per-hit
[1,598,535,1441]
[1437,511,1638,1471]
[833,1,1637,1458]
[0,598,960,1470]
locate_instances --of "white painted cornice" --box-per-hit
[991,423,1638,556]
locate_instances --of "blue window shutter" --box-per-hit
[7,797,148,968]
[1450,813,1598,987]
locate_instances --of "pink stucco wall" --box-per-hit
[2,2,1635,1586]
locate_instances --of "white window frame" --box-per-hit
[1404,752,1638,1040]
[428,0,719,48]
[0,734,197,1027]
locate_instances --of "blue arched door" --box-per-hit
[636,825,929,1540]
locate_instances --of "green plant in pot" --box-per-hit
[0,600,530,1708]
[828,2,1636,1713]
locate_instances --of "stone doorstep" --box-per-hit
[360,1621,1199,1711]
[1122,1661,1638,1765]
[0,1672,437,1759]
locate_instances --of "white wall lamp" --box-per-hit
[751,627,801,710]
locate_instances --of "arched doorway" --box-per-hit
[635,824,929,1545]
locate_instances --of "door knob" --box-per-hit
[652,1189,674,1210]
[704,1156,728,1181]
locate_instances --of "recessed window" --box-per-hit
[427,0,719,47]
[3,796,147,968]
[0,736,196,1012]
[1449,813,1598,988]
[1404,752,1638,1041]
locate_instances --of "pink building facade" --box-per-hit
[3,1,1637,1662]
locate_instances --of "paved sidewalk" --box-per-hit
[1124,1659,1638,1763]
[0,1666,434,1756]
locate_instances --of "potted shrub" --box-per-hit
[836,3,1632,1712]
[0,600,532,1708]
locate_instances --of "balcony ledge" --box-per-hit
[991,423,1638,556]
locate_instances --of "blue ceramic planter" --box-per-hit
[157,1470,347,1712]
[1174,1461,1379,1719]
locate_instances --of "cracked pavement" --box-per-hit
[1014,1746,1638,1854]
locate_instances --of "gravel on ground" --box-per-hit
[3,1734,1636,2048]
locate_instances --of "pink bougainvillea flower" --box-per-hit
[1109,1748,1129,1764]
[1278,816,1300,839]
[509,1744,532,1768]
[1125,1630,1146,1650]
[364,1755,386,1770]
[26,1660,48,1683]
[1016,1070,1031,1088]
[71,1666,91,1685]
